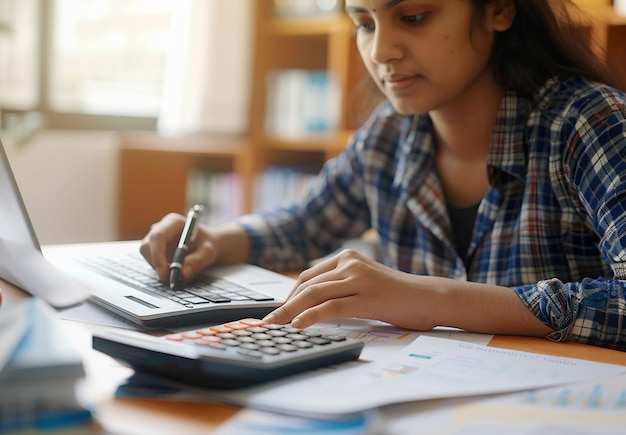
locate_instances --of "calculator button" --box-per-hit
[292,341,314,349]
[223,322,251,330]
[196,336,221,345]
[210,325,234,333]
[196,328,218,336]
[307,337,331,345]
[276,344,297,352]
[256,340,276,347]
[238,318,268,326]
[221,339,241,347]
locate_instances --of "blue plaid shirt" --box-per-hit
[239,77,626,351]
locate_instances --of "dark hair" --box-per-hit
[473,0,624,98]
[349,0,623,124]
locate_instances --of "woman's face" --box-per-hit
[345,0,512,116]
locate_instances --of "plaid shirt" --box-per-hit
[240,77,626,351]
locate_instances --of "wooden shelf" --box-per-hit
[268,14,353,36]
[117,133,250,240]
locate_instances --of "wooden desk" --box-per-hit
[2,280,626,433]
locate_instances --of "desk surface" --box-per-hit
[3,279,626,433]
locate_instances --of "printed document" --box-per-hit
[211,335,626,417]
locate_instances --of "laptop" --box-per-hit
[0,138,293,328]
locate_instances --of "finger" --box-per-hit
[287,254,342,300]
[140,232,170,282]
[180,240,218,281]
[265,277,356,325]
[291,295,357,328]
[140,214,185,281]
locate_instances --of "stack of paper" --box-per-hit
[0,298,92,432]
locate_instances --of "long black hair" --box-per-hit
[473,0,624,98]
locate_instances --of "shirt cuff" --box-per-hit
[513,279,577,342]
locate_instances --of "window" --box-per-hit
[0,0,177,134]
[0,0,39,111]
[0,0,252,138]
[50,0,175,117]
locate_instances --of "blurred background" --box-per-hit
[0,0,623,246]
[0,0,252,244]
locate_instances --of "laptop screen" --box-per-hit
[0,141,42,281]
[0,138,90,307]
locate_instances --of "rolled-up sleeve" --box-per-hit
[513,277,626,350]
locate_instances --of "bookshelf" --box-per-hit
[117,133,249,240]
[117,0,364,240]
[116,0,625,240]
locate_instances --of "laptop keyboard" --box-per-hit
[78,254,274,307]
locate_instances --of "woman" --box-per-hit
[141,0,626,351]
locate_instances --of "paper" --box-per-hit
[58,299,153,330]
[0,239,91,308]
[208,335,626,417]
[0,298,31,372]
[311,318,492,361]
[382,372,626,434]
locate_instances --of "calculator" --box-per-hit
[92,318,364,389]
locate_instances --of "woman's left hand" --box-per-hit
[263,249,438,330]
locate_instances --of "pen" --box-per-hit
[169,204,204,289]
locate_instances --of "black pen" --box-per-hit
[169,204,204,289]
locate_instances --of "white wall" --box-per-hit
[4,130,120,245]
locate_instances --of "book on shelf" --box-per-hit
[186,169,243,225]
[265,69,340,138]
[273,0,343,18]
[253,165,320,211]
[0,298,92,432]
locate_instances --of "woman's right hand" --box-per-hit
[140,213,251,284]
[139,212,219,283]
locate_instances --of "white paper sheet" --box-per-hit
[311,319,491,361]
[382,371,626,434]
[209,336,626,417]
